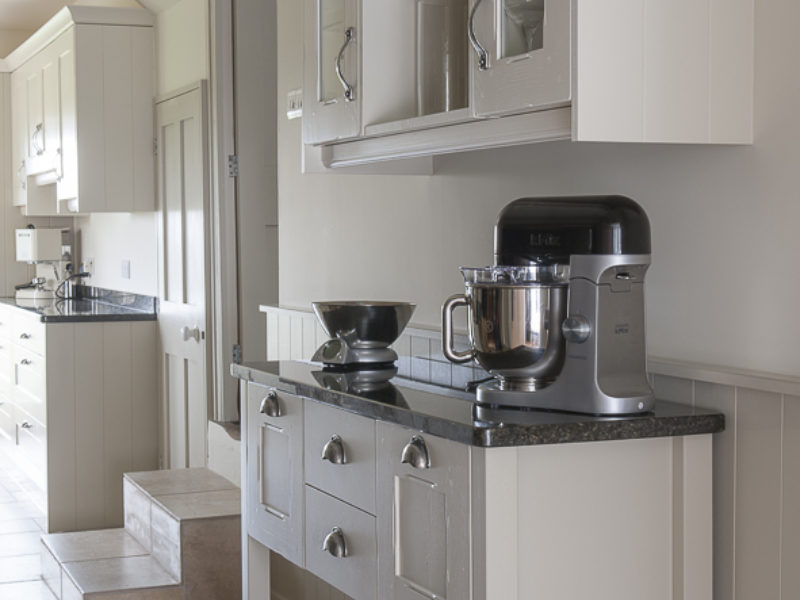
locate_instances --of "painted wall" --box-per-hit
[75,0,209,296]
[276,0,800,378]
[0,31,33,57]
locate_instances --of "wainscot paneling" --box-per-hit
[259,305,800,600]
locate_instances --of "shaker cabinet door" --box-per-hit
[302,0,361,144]
[376,421,472,600]
[470,0,571,117]
[246,383,305,567]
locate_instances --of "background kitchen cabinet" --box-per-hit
[6,6,155,215]
[0,304,159,533]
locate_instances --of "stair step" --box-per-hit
[61,555,181,600]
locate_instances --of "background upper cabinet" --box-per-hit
[7,7,155,215]
[303,0,754,167]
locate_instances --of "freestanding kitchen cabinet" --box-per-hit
[0,299,158,533]
[235,361,722,600]
[7,5,154,215]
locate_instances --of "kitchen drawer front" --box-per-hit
[12,313,45,356]
[15,405,46,478]
[305,485,377,600]
[376,422,472,600]
[246,382,305,567]
[304,400,376,514]
[13,345,46,424]
[0,305,14,341]
[0,397,14,442]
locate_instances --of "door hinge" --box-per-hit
[153,138,158,156]
[228,154,239,177]
[232,343,242,364]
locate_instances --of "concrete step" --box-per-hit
[42,468,241,600]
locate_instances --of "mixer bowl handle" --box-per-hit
[442,294,475,364]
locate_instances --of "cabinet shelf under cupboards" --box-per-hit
[302,0,754,170]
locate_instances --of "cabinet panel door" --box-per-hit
[302,0,361,144]
[377,422,471,600]
[246,383,305,567]
[10,71,28,207]
[471,0,571,117]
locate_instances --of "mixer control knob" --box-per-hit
[562,316,592,343]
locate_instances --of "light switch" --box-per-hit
[121,260,131,279]
[287,89,303,120]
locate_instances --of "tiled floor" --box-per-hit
[0,455,56,599]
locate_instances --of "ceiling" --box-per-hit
[0,0,151,32]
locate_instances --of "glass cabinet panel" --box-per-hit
[319,0,346,103]
[501,0,544,59]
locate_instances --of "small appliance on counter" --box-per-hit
[14,226,73,301]
[311,301,416,368]
[442,195,654,416]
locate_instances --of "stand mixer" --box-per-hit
[442,196,655,416]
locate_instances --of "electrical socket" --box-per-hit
[82,258,94,275]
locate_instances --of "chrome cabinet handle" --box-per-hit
[259,391,281,418]
[401,435,431,470]
[335,27,356,102]
[20,359,32,366]
[19,333,31,340]
[469,0,488,70]
[21,421,33,429]
[321,434,346,464]
[32,123,44,155]
[322,527,347,558]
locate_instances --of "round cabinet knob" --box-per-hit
[400,435,431,470]
[321,434,347,465]
[562,315,592,343]
[322,526,347,558]
[259,391,281,418]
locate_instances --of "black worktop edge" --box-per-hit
[231,362,724,448]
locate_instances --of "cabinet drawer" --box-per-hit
[0,398,14,442]
[246,383,305,567]
[12,313,45,356]
[13,345,46,424]
[0,305,14,341]
[304,400,376,514]
[305,485,376,600]
[16,405,46,478]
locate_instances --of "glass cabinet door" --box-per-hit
[303,0,361,144]
[470,0,571,117]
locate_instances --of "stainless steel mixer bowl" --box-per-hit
[312,301,416,348]
[442,266,568,388]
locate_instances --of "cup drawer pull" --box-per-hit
[321,434,347,465]
[19,333,31,340]
[20,359,32,366]
[259,391,281,417]
[401,435,431,470]
[21,421,33,429]
[322,526,347,558]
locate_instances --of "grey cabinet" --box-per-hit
[376,421,472,600]
[245,383,305,566]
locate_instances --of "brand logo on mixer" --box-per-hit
[529,232,561,247]
[615,323,630,335]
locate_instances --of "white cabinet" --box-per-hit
[7,6,155,215]
[0,304,159,533]
[302,0,361,144]
[303,0,754,168]
[245,383,305,567]
[376,421,471,600]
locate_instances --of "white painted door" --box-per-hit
[156,83,211,469]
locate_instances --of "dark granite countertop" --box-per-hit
[231,361,724,448]
[0,286,157,322]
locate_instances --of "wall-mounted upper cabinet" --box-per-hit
[302,0,754,168]
[7,6,155,215]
